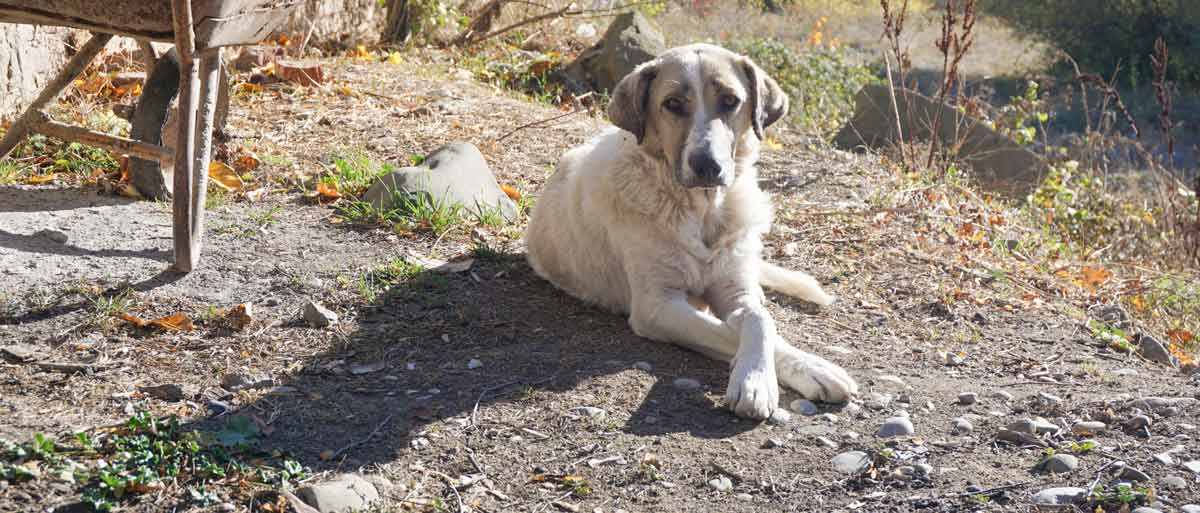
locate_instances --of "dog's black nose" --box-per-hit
[688,152,724,182]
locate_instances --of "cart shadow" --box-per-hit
[188,253,767,471]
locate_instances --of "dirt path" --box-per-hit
[1,54,1198,513]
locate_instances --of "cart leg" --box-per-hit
[0,32,113,159]
[171,0,201,272]
[187,52,221,269]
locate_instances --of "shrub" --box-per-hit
[984,0,1200,85]
[726,38,879,136]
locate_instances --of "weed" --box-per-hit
[205,188,229,210]
[258,152,295,168]
[358,258,425,302]
[472,201,508,228]
[81,287,136,330]
[248,205,283,230]
[339,187,464,235]
[0,160,23,184]
[323,150,394,196]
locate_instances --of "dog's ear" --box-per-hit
[607,61,658,144]
[741,58,788,140]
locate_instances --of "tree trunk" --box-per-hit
[383,0,412,44]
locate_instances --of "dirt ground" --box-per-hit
[2,52,1199,513]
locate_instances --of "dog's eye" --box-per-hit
[663,98,685,114]
[720,95,741,111]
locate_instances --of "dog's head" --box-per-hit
[608,44,787,189]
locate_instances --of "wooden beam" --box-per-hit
[29,112,173,165]
[0,32,113,159]
[171,0,201,272]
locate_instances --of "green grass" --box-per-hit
[258,152,295,168]
[338,187,465,236]
[322,150,394,196]
[0,161,23,184]
[356,257,425,302]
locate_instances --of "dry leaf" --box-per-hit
[1168,329,1195,344]
[117,183,143,199]
[225,303,253,331]
[500,183,522,201]
[234,152,260,172]
[386,51,404,65]
[26,173,58,184]
[762,137,783,151]
[1076,265,1111,291]
[316,182,342,200]
[120,312,195,331]
[208,161,244,191]
[236,82,264,95]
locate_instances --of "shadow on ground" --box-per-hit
[187,253,762,472]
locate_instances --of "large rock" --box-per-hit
[565,11,666,92]
[361,141,517,221]
[295,474,380,513]
[0,24,75,119]
[833,84,1047,197]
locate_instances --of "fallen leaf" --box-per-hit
[386,51,404,65]
[500,183,521,201]
[225,303,253,331]
[120,312,195,331]
[26,173,58,184]
[315,182,342,200]
[1076,265,1111,291]
[208,161,244,191]
[234,152,260,172]
[762,137,783,151]
[117,183,143,199]
[236,82,264,95]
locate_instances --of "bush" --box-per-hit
[984,0,1200,85]
[726,38,879,136]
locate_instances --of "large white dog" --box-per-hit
[525,44,858,419]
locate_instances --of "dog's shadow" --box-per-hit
[190,254,776,471]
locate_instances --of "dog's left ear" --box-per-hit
[741,58,788,140]
[608,61,659,144]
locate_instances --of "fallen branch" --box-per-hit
[332,413,393,459]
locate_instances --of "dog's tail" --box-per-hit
[759,261,836,306]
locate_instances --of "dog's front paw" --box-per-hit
[725,356,779,420]
[778,351,858,403]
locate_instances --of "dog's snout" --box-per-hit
[688,151,724,182]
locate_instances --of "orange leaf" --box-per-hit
[120,312,194,331]
[234,152,260,172]
[316,182,342,200]
[1127,294,1148,313]
[500,184,521,201]
[225,303,253,331]
[208,161,244,191]
[1077,265,1111,291]
[26,173,58,184]
[1168,329,1195,344]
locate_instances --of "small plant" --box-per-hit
[1087,320,1133,353]
[323,151,395,196]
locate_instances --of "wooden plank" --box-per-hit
[30,113,174,165]
[0,32,112,159]
[185,52,222,271]
[171,0,200,272]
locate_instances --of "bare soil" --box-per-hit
[1,52,1198,513]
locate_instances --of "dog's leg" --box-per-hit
[773,343,858,403]
[628,289,738,362]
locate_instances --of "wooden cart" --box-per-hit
[0,0,301,272]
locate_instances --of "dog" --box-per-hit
[524,44,858,419]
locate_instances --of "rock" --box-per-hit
[992,390,1014,402]
[832,451,870,474]
[467,358,483,369]
[1118,466,1150,482]
[1037,454,1079,474]
[574,22,597,38]
[303,301,338,327]
[564,11,666,92]
[1072,421,1106,436]
[957,392,977,405]
[138,383,192,401]
[296,474,380,513]
[707,476,733,493]
[791,399,818,416]
[0,344,41,362]
[33,229,69,244]
[843,402,864,417]
[1032,418,1060,434]
[1090,304,1132,329]
[865,393,892,410]
[569,406,606,419]
[1153,452,1176,466]
[1125,415,1152,431]
[633,361,652,372]
[952,417,973,434]
[1030,487,1088,506]
[220,372,272,392]
[914,463,934,478]
[877,375,906,387]
[1132,396,1198,412]
[761,438,786,449]
[1112,368,1139,376]
[1184,461,1200,474]
[734,492,752,501]
[768,409,791,425]
[833,84,1046,197]
[877,417,915,438]
[1137,334,1179,367]
[1130,508,1161,513]
[1161,476,1186,489]
[815,436,837,448]
[996,429,1045,447]
[1183,506,1200,513]
[825,345,854,355]
[673,378,701,390]
[349,362,386,375]
[1037,392,1063,406]
[361,142,518,222]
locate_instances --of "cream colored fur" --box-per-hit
[525,44,858,419]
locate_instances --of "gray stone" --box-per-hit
[1030,487,1088,506]
[1153,452,1176,466]
[1131,508,1161,513]
[1112,368,1139,376]
[569,406,606,419]
[992,390,1014,402]
[1072,421,1107,436]
[761,438,786,449]
[34,229,69,244]
[1132,396,1198,412]
[138,383,193,401]
[815,436,837,448]
[877,417,915,438]
[1031,418,1060,434]
[1185,461,1200,474]
[1006,419,1037,434]
[1118,466,1150,482]
[1138,335,1180,367]
[996,429,1045,447]
[768,408,791,425]
[957,392,977,405]
[296,474,380,513]
[914,463,934,478]
[362,142,518,222]
[865,393,892,410]
[832,451,870,474]
[1090,304,1132,329]
[1161,476,1186,489]
[1125,415,1152,431]
[1037,392,1063,406]
[565,11,666,92]
[0,344,40,362]
[707,475,733,493]
[952,417,973,434]
[877,375,906,387]
[1037,454,1079,474]
[673,378,701,390]
[1183,506,1200,513]
[632,361,652,372]
[833,84,1046,197]
[303,301,339,328]
[220,372,272,392]
[791,399,818,416]
[734,492,752,501]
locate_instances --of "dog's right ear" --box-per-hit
[607,61,658,144]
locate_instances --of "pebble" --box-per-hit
[569,406,607,419]
[914,463,934,478]
[1032,418,1061,434]
[1007,419,1037,434]
[877,417,915,438]
[1037,391,1063,405]
[843,402,864,417]
[467,358,483,369]
[1184,461,1200,474]
[952,417,973,434]
[1181,506,1200,513]
[673,378,701,390]
[1038,454,1079,474]
[33,229,69,244]
[1153,452,1176,466]
[992,390,1014,402]
[296,474,380,513]
[633,361,653,372]
[707,476,733,493]
[832,451,870,474]
[791,399,818,416]
[825,345,854,355]
[1112,368,1139,376]
[734,493,753,501]
[890,466,915,481]
[1138,334,1179,367]
[877,375,906,387]
[303,301,339,327]
[1125,415,1152,431]
[1072,421,1107,436]
[865,393,892,410]
[957,392,977,405]
[1118,466,1150,482]
[815,436,837,449]
[1131,508,1162,513]
[1161,476,1186,489]
[768,409,791,425]
[221,372,272,392]
[759,436,787,449]
[1031,487,1088,506]
[219,503,236,512]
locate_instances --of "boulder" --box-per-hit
[295,474,380,513]
[565,11,666,92]
[833,84,1047,197]
[361,141,517,222]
